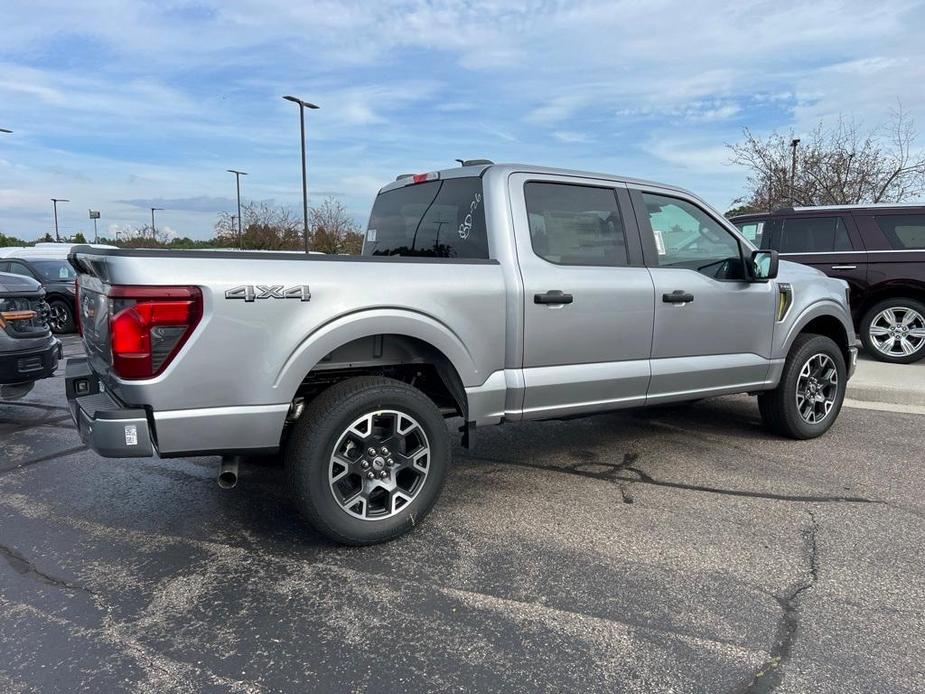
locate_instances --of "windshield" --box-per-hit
[363,177,488,259]
[29,259,77,282]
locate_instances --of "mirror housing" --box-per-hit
[749,249,779,281]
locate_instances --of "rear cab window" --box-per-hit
[363,177,488,259]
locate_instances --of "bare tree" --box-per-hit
[308,196,364,255]
[214,200,303,250]
[727,105,925,213]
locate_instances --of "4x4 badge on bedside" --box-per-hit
[225,285,311,302]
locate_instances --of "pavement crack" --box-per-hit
[0,542,96,595]
[743,509,819,693]
[459,454,876,504]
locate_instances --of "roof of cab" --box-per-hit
[377,162,692,197]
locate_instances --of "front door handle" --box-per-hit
[662,290,694,304]
[534,290,574,305]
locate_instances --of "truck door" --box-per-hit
[629,188,776,403]
[508,173,655,419]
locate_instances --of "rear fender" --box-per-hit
[273,308,481,402]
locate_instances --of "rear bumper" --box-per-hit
[0,339,61,385]
[65,358,154,457]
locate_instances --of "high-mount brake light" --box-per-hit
[108,285,202,379]
[411,171,440,184]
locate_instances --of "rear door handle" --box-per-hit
[831,265,857,270]
[534,290,574,305]
[662,290,694,304]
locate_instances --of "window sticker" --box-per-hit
[124,424,138,446]
[653,229,667,255]
[458,192,482,240]
[367,228,377,243]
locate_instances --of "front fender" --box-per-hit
[272,308,482,401]
[777,299,856,358]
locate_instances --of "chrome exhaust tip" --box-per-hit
[217,457,240,489]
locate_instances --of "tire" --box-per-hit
[285,376,450,545]
[758,334,846,440]
[47,298,76,334]
[860,298,925,364]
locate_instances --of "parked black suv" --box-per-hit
[731,205,925,363]
[0,271,61,399]
[0,256,77,333]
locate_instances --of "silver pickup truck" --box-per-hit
[66,162,859,544]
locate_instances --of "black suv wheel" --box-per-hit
[47,298,76,334]
[285,376,449,545]
[758,334,846,439]
[860,298,925,364]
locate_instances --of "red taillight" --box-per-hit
[108,285,202,380]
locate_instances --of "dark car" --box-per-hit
[0,256,77,333]
[0,271,61,400]
[731,204,925,363]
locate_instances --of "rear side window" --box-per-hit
[524,182,628,266]
[875,214,925,250]
[363,178,488,259]
[779,216,853,253]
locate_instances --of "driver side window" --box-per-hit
[641,192,743,279]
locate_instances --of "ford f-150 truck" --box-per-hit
[66,162,859,544]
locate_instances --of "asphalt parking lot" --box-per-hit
[1,335,924,693]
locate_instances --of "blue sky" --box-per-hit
[2,0,924,240]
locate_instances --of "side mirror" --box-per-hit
[749,249,779,281]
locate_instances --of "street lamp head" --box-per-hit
[227,169,248,176]
[51,198,70,203]
[791,138,801,147]
[0,128,12,134]
[283,95,319,109]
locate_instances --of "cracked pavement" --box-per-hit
[1,335,924,693]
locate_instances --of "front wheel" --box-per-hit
[758,334,846,439]
[285,376,450,545]
[860,298,925,364]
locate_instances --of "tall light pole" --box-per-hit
[151,207,163,238]
[283,95,319,254]
[227,169,247,249]
[51,198,69,242]
[790,138,801,205]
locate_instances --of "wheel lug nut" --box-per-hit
[367,447,377,457]
[366,471,375,479]
[380,446,390,455]
[361,460,370,469]
[386,458,394,467]
[379,470,388,479]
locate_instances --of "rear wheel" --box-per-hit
[285,376,449,545]
[860,298,925,364]
[758,334,846,439]
[47,298,75,334]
